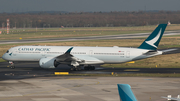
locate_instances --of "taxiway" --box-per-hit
[0,31,180,44]
[1,62,180,81]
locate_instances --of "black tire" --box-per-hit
[92,66,95,70]
[70,67,74,71]
[78,67,81,71]
[10,66,15,69]
[84,67,88,70]
[75,68,79,71]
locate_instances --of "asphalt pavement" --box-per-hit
[1,61,180,81]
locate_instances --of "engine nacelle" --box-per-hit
[39,57,57,69]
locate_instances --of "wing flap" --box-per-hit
[74,55,104,64]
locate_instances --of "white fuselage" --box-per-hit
[2,24,167,69]
[2,46,162,65]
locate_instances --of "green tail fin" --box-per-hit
[117,84,137,101]
[138,24,167,50]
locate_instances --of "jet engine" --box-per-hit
[39,57,60,69]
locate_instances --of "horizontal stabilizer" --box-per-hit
[162,48,177,53]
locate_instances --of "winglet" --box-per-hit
[65,47,73,54]
[117,84,137,101]
[138,24,167,50]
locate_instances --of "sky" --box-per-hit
[1,0,180,13]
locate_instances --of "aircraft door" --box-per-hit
[89,50,93,56]
[42,51,46,57]
[126,51,130,58]
[13,48,17,56]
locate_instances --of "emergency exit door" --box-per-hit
[126,51,130,58]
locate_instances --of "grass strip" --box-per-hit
[54,73,180,77]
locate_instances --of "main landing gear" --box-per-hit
[70,65,95,71]
[70,66,81,71]
[9,61,15,69]
[84,66,95,70]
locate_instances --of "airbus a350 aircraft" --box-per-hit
[2,24,169,70]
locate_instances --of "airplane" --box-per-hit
[117,84,137,101]
[117,84,180,101]
[118,84,180,101]
[2,24,171,70]
[162,95,180,101]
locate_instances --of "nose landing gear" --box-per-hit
[9,61,15,69]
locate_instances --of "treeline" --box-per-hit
[0,11,180,28]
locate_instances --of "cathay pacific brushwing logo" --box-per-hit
[145,28,162,48]
[9,53,12,56]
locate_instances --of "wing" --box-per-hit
[55,47,104,67]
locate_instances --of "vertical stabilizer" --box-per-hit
[138,24,167,50]
[117,84,137,101]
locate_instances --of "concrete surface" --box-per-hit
[0,76,179,101]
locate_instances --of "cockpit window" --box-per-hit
[6,50,9,53]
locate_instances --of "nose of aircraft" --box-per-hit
[2,53,8,60]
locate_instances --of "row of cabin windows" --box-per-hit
[18,52,86,54]
[94,53,124,55]
[71,52,86,54]
[47,52,86,54]
[47,52,63,54]
[19,52,40,53]
[18,52,123,55]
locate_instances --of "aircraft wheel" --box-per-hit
[75,68,78,71]
[84,67,88,70]
[70,67,75,71]
[74,67,81,71]
[78,67,81,71]
[91,66,95,70]
[89,66,94,70]
[10,66,15,69]
[84,66,95,70]
[71,67,81,71]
